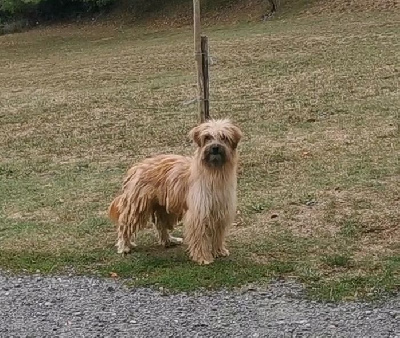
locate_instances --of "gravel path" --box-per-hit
[1,272,399,338]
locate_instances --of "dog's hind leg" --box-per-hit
[109,197,134,254]
[116,213,147,254]
[116,221,137,254]
[153,208,183,247]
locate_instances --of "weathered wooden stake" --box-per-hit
[201,35,210,121]
[193,0,210,123]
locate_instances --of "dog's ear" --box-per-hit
[189,124,203,147]
[230,124,243,149]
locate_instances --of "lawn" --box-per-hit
[0,10,399,301]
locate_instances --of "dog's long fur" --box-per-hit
[108,119,242,265]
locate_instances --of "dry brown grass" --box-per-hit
[308,0,399,14]
[0,10,399,300]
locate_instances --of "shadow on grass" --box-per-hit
[0,247,272,292]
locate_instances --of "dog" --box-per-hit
[108,119,242,265]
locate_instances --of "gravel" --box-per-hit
[1,272,399,337]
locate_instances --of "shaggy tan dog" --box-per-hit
[108,119,242,265]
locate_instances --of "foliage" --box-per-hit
[0,0,115,22]
[1,0,40,14]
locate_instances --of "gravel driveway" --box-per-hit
[1,272,399,337]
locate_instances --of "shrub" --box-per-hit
[0,0,115,23]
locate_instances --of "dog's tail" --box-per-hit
[108,196,121,224]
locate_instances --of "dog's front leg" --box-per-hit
[212,222,230,258]
[184,214,214,265]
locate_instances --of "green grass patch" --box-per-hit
[322,254,352,268]
[0,248,272,291]
[308,269,399,302]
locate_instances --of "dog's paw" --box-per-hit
[198,259,214,265]
[192,256,214,265]
[170,236,183,244]
[215,247,230,258]
[116,241,133,254]
[162,236,183,248]
[117,246,131,254]
[199,259,213,265]
[117,247,131,254]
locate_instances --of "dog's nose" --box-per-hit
[211,145,220,154]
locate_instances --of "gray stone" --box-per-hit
[0,271,399,337]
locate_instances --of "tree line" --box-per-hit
[0,0,114,23]
[0,0,277,25]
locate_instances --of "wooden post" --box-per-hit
[201,36,210,121]
[193,0,210,123]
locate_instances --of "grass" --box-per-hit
[0,9,399,302]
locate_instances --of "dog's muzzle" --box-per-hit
[205,143,226,167]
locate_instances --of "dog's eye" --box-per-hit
[220,135,227,142]
[203,135,212,143]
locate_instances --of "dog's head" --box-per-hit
[189,119,242,168]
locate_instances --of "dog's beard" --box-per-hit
[202,144,228,168]
[207,153,224,167]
